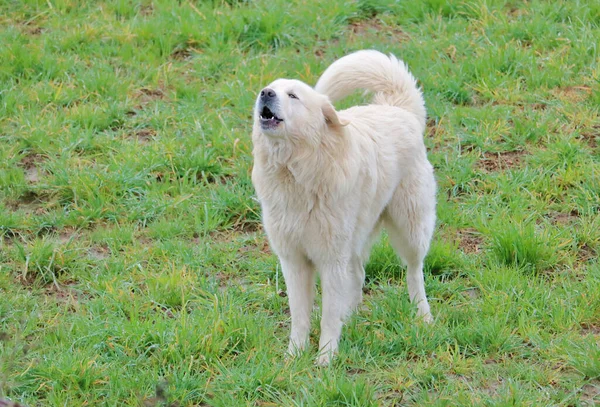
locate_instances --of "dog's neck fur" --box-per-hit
[253,126,354,195]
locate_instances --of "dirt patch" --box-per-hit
[347,366,366,375]
[480,378,503,396]
[0,228,21,241]
[313,38,340,58]
[477,150,525,172]
[139,88,165,99]
[130,128,156,144]
[24,166,40,183]
[171,48,192,60]
[530,102,548,110]
[28,26,43,35]
[43,281,92,312]
[577,243,596,263]
[581,380,600,406]
[548,209,580,225]
[463,288,480,299]
[231,220,262,234]
[580,322,600,337]
[44,280,80,306]
[0,399,29,407]
[16,272,38,287]
[19,190,39,205]
[508,100,548,111]
[237,239,271,256]
[89,245,110,260]
[21,22,44,36]
[314,47,326,58]
[150,301,176,319]
[348,19,410,42]
[128,87,169,114]
[139,3,154,16]
[580,124,599,149]
[58,227,79,244]
[507,7,529,18]
[550,209,579,225]
[214,273,249,292]
[6,191,47,215]
[19,154,46,184]
[20,154,45,169]
[457,228,484,254]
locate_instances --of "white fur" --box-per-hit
[251,50,436,365]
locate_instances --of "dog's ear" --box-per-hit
[322,101,350,128]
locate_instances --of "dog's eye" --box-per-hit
[288,93,298,99]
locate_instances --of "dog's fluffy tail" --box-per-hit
[315,50,426,129]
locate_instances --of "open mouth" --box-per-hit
[259,106,283,128]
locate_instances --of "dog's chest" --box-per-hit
[264,176,317,225]
[258,169,336,245]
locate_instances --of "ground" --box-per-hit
[0,0,599,406]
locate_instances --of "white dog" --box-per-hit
[251,50,436,365]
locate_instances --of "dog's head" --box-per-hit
[254,79,349,140]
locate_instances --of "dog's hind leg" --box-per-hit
[384,185,436,323]
[317,256,364,365]
[280,254,316,356]
[388,226,433,322]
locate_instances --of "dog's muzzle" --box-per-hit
[258,87,283,130]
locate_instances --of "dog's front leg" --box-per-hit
[317,259,363,365]
[280,254,316,356]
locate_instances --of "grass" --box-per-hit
[0,0,599,405]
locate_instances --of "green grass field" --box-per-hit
[1,0,599,405]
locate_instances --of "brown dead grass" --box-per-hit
[426,117,447,144]
[552,85,592,103]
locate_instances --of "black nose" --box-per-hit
[260,88,276,101]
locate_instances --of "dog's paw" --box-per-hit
[315,343,337,366]
[287,341,308,358]
[316,351,333,366]
[418,312,433,324]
